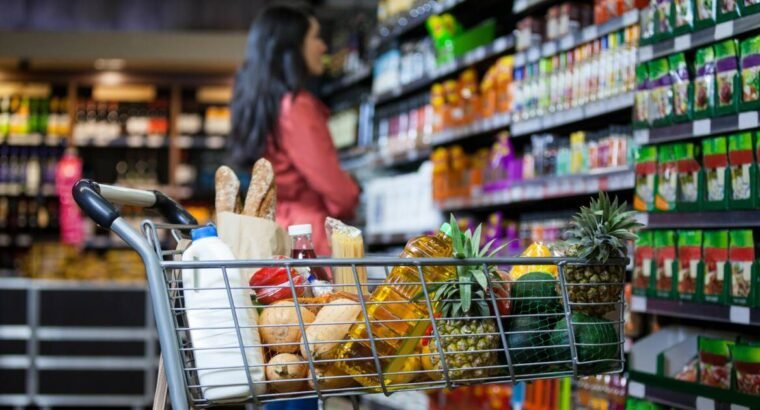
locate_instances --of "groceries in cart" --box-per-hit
[170,164,640,403]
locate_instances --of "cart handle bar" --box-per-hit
[72,179,197,229]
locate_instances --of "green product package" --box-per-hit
[634,231,655,296]
[675,143,704,211]
[740,36,760,111]
[655,0,675,40]
[730,342,760,396]
[677,230,703,301]
[718,0,741,21]
[715,40,740,116]
[670,53,694,122]
[702,136,729,210]
[634,64,651,128]
[672,0,696,34]
[695,0,718,28]
[650,58,674,126]
[698,336,734,389]
[656,144,678,211]
[739,0,760,17]
[635,146,659,212]
[641,5,657,45]
[728,132,757,209]
[729,229,756,306]
[702,230,729,304]
[694,46,717,119]
[655,230,678,298]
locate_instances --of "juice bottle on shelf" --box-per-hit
[449,145,469,198]
[335,224,454,388]
[459,68,480,125]
[495,56,514,113]
[480,64,498,119]
[443,79,463,127]
[430,83,447,133]
[431,147,450,202]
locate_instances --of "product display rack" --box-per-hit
[630,296,760,325]
[644,210,760,228]
[635,111,760,145]
[372,0,467,48]
[627,371,755,409]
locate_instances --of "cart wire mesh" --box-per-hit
[142,221,626,408]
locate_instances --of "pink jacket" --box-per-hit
[265,92,360,256]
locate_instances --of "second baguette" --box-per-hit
[243,159,274,216]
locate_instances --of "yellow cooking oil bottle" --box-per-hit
[335,224,454,388]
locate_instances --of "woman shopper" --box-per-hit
[229,3,360,258]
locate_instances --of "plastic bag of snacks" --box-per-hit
[698,336,733,389]
[731,341,760,396]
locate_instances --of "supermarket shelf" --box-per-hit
[373,35,514,105]
[0,184,57,197]
[176,134,227,150]
[628,371,755,410]
[439,166,634,211]
[630,296,760,326]
[512,0,551,14]
[34,395,152,407]
[639,12,760,63]
[0,233,33,248]
[514,10,639,67]
[0,276,147,290]
[644,210,760,228]
[3,133,66,146]
[366,231,428,246]
[372,0,466,47]
[511,92,633,137]
[0,325,155,341]
[635,111,760,145]
[374,146,432,168]
[431,111,511,146]
[321,66,372,96]
[74,135,169,148]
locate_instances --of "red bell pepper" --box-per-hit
[249,257,305,304]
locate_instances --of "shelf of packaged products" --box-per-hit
[512,0,552,14]
[372,0,467,48]
[511,92,634,137]
[643,210,760,228]
[0,185,57,197]
[176,134,227,150]
[74,135,169,149]
[366,231,429,246]
[439,166,635,211]
[2,134,67,147]
[513,9,639,67]
[431,111,512,146]
[321,66,372,97]
[374,145,433,168]
[638,12,760,63]
[634,111,760,145]
[0,233,33,248]
[372,35,514,105]
[630,295,760,326]
[628,371,754,410]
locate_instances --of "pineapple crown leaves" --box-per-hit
[564,192,643,263]
[428,215,508,317]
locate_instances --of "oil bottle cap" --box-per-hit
[439,222,452,237]
[288,224,312,236]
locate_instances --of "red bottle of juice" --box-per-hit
[288,224,331,282]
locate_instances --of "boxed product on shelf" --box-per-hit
[640,5,657,44]
[702,230,730,303]
[718,0,740,21]
[675,142,703,211]
[715,40,741,116]
[669,53,693,122]
[694,45,717,119]
[655,144,678,211]
[703,136,730,210]
[672,0,696,34]
[695,0,718,28]
[654,230,678,298]
[634,64,651,128]
[676,229,702,301]
[728,229,756,306]
[728,132,757,209]
[483,132,522,192]
[740,0,760,16]
[698,335,734,389]
[740,35,760,110]
[649,58,673,126]
[634,230,655,295]
[730,341,760,396]
[654,0,674,40]
[634,145,658,211]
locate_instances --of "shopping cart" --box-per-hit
[72,179,627,410]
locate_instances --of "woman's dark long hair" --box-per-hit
[229,4,314,166]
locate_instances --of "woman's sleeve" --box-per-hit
[279,94,360,219]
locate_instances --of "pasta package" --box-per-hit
[326,217,368,295]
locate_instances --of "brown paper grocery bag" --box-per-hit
[216,211,291,279]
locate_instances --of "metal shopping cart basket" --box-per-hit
[72,180,627,409]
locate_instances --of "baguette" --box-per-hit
[257,185,277,220]
[243,158,274,216]
[214,166,240,214]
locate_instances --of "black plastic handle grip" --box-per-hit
[72,179,198,229]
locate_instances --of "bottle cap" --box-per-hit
[439,222,452,237]
[191,224,218,241]
[288,224,312,236]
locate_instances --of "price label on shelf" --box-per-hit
[527,47,540,62]
[493,37,509,52]
[582,25,598,42]
[715,21,734,40]
[739,111,759,129]
[674,35,691,52]
[631,296,647,312]
[696,397,715,410]
[731,405,750,410]
[730,306,751,324]
[628,381,646,399]
[639,46,653,62]
[560,35,574,50]
[634,129,650,145]
[693,119,711,136]
[623,9,639,26]
[542,41,557,56]
[177,135,193,149]
[126,135,144,147]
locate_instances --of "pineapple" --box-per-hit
[563,193,642,316]
[424,217,503,382]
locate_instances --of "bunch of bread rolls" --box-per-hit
[215,159,276,219]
